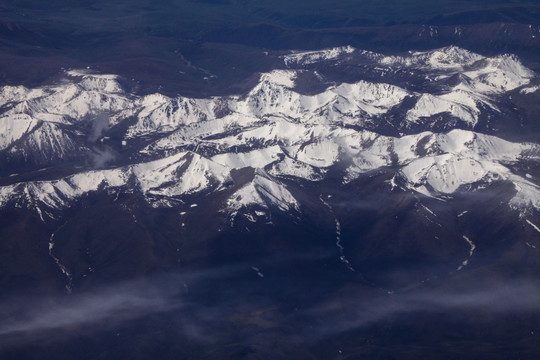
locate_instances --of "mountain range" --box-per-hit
[1,44,540,359]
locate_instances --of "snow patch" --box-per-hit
[526,220,540,234]
[520,85,540,94]
[283,46,355,66]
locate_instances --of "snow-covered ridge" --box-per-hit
[0,149,301,221]
[379,46,484,70]
[285,45,532,78]
[1,126,538,221]
[285,45,533,94]
[0,46,533,155]
[0,47,530,130]
[227,171,299,221]
[283,45,356,66]
[0,46,538,221]
[66,70,124,93]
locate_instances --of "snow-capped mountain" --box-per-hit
[0,46,538,223]
[0,45,539,299]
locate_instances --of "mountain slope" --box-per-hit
[0,46,538,297]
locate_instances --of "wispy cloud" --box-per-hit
[89,146,117,168]
[300,278,540,341]
[0,251,330,348]
[88,112,111,143]
[1,262,538,350]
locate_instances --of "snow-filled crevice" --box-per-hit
[48,223,73,294]
[320,195,355,272]
[457,235,476,271]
